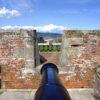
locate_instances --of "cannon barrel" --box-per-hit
[34,63,71,100]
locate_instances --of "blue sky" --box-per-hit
[0,0,100,32]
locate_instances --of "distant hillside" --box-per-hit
[37,32,62,40]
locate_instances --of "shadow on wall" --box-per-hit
[40,54,47,64]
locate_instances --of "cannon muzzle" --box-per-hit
[34,63,71,100]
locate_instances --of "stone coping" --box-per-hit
[0,88,94,92]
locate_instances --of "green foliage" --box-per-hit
[39,45,44,52]
[49,45,53,51]
[44,45,48,52]
[39,45,61,52]
[57,45,61,51]
[53,45,57,51]
[16,32,21,35]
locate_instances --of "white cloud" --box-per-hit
[1,25,34,30]
[0,24,66,33]
[34,24,66,33]
[0,7,21,18]
[0,0,34,13]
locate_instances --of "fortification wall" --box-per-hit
[0,30,100,89]
[59,30,100,88]
[0,30,40,89]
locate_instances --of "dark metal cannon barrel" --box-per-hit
[34,63,71,100]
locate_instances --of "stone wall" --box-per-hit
[0,30,40,89]
[59,30,100,88]
[0,29,100,89]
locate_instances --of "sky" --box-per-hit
[0,0,100,32]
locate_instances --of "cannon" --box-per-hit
[34,63,71,100]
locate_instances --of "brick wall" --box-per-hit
[0,30,40,89]
[59,31,100,88]
[0,30,100,89]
